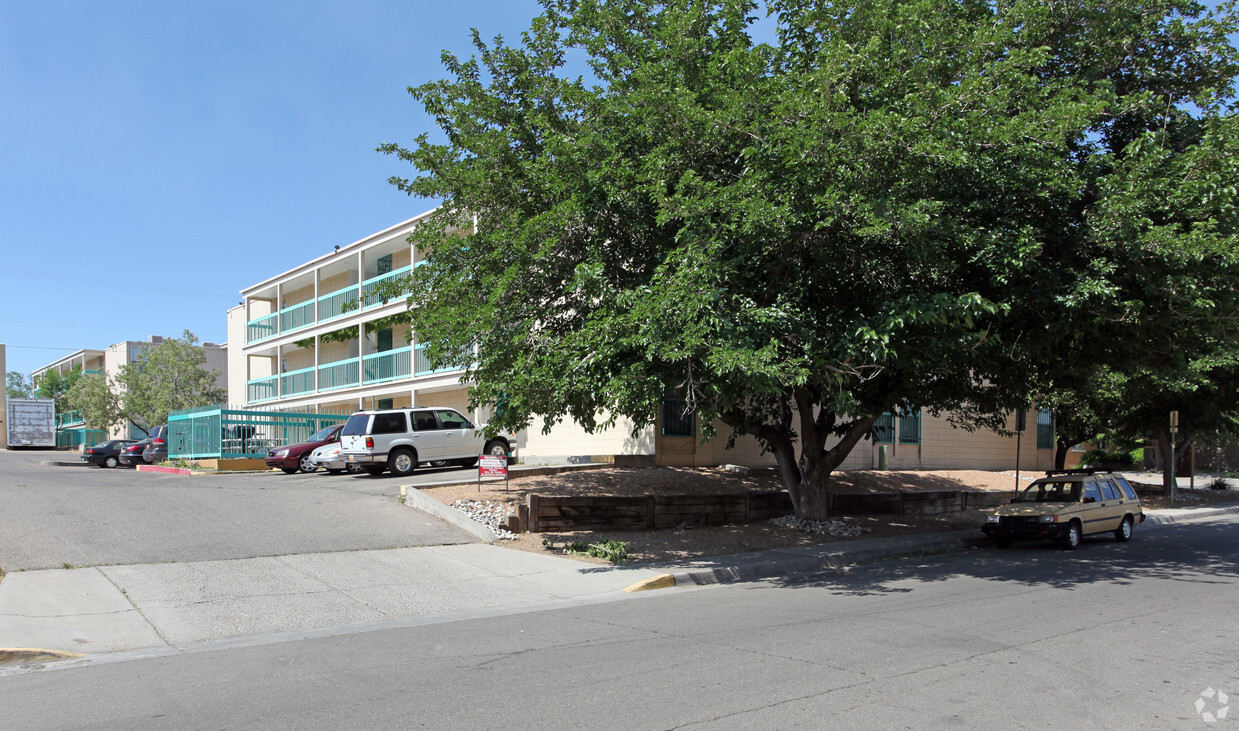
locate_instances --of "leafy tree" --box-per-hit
[6,371,34,399]
[66,372,128,434]
[113,331,226,429]
[34,367,83,415]
[381,0,1239,519]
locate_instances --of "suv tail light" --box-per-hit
[365,437,374,448]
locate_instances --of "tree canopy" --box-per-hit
[66,331,225,434]
[34,367,82,415]
[382,0,1239,519]
[6,371,34,400]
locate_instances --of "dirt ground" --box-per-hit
[417,467,1239,566]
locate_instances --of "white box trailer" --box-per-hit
[7,397,56,448]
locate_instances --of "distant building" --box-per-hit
[32,336,227,445]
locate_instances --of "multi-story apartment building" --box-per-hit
[229,209,1056,471]
[32,336,228,444]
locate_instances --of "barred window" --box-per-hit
[873,413,896,444]
[1036,408,1054,449]
[661,397,695,437]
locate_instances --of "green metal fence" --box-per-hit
[56,427,108,449]
[168,404,351,459]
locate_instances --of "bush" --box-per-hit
[1080,449,1135,467]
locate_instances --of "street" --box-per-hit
[2,513,1235,729]
[0,451,472,570]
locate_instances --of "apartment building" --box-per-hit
[229,209,1055,471]
[32,336,228,443]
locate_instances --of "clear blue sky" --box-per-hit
[0,0,542,377]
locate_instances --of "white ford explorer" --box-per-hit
[339,406,516,477]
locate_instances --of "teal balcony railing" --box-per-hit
[362,347,412,384]
[247,313,278,343]
[280,366,316,397]
[414,343,468,376]
[317,358,360,391]
[279,300,316,334]
[56,410,85,428]
[362,266,412,308]
[317,285,360,322]
[247,375,278,403]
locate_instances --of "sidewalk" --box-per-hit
[2,504,1236,672]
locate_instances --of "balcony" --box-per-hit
[318,284,360,323]
[362,266,412,309]
[280,366,316,397]
[247,313,278,343]
[414,343,466,376]
[317,357,360,391]
[247,375,278,403]
[279,300,316,335]
[363,347,412,384]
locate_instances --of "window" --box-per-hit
[1083,483,1102,503]
[1099,481,1118,500]
[377,328,393,353]
[898,409,921,445]
[372,412,406,434]
[661,397,695,437]
[1116,477,1137,500]
[377,254,392,276]
[873,413,895,444]
[376,398,394,410]
[1036,408,1054,449]
[434,409,471,430]
[412,412,437,431]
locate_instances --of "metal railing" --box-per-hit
[247,375,278,403]
[247,313,278,343]
[279,300,316,334]
[362,266,411,308]
[280,366,316,397]
[317,284,360,322]
[168,404,349,459]
[317,358,360,391]
[362,347,412,383]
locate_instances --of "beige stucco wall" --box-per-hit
[319,268,357,295]
[226,306,246,406]
[519,412,656,463]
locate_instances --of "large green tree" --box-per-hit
[381,0,1239,519]
[34,367,83,415]
[6,371,34,399]
[67,331,225,433]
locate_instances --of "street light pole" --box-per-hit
[1169,411,1179,509]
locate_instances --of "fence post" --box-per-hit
[646,495,657,530]
[527,494,540,533]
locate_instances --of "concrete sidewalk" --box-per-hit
[2,504,1236,671]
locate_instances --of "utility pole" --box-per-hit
[1014,409,1026,495]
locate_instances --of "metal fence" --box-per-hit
[168,404,352,459]
[56,427,108,449]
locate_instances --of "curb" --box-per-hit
[400,485,499,544]
[0,648,84,667]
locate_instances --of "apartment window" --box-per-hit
[1036,408,1054,449]
[898,409,921,445]
[873,413,896,444]
[377,254,393,276]
[376,398,394,410]
[377,328,393,352]
[661,396,695,437]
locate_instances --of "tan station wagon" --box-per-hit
[982,469,1145,549]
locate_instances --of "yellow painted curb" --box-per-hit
[623,573,677,592]
[0,648,84,666]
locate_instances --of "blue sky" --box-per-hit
[0,0,543,377]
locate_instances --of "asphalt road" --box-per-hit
[3,513,1235,729]
[0,450,472,570]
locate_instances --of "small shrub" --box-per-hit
[1207,477,1231,491]
[1080,449,1135,466]
[542,536,632,565]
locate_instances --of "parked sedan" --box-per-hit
[82,440,137,468]
[118,438,153,467]
[307,441,362,475]
[141,424,169,464]
[266,424,345,474]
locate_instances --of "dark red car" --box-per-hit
[265,424,344,474]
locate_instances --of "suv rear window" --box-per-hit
[372,412,408,434]
[341,414,371,436]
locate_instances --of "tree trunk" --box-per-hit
[793,453,834,521]
[1156,432,1194,494]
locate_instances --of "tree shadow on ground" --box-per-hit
[761,521,1239,596]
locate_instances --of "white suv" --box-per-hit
[339,407,516,476]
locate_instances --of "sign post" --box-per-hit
[1014,409,1026,495]
[1169,411,1179,508]
[478,453,509,492]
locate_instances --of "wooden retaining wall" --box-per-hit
[518,489,1005,532]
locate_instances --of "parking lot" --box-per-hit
[0,450,475,571]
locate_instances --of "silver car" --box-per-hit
[308,442,361,474]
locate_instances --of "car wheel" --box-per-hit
[1114,516,1133,542]
[103,456,119,468]
[281,467,298,475]
[298,454,318,473]
[993,535,1013,549]
[346,463,364,474]
[459,457,479,468]
[484,439,508,457]
[388,448,417,477]
[429,460,449,468]
[1059,522,1081,550]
